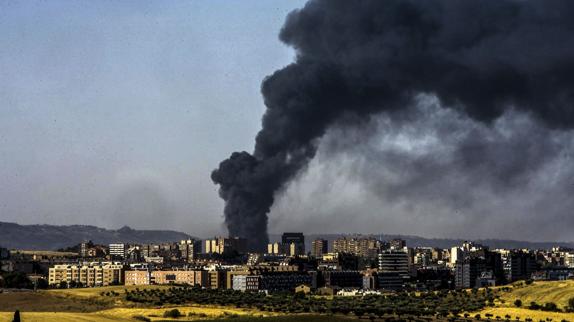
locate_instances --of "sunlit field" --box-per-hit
[496,280,574,310]
[2,281,574,322]
[0,303,274,322]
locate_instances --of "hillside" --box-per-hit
[499,280,574,310]
[0,222,193,250]
[478,280,574,321]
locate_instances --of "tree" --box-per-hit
[543,302,558,312]
[2,272,33,289]
[12,310,20,322]
[354,308,365,318]
[36,278,49,289]
[163,309,182,318]
[515,299,523,307]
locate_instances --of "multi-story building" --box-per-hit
[507,251,538,282]
[232,275,261,291]
[259,272,312,292]
[378,249,410,278]
[208,270,227,289]
[80,240,92,258]
[450,247,463,266]
[152,270,195,285]
[179,239,202,262]
[125,269,209,286]
[376,272,404,290]
[319,252,359,271]
[109,243,126,259]
[455,258,483,289]
[311,239,328,257]
[414,247,434,267]
[431,248,444,262]
[454,248,505,289]
[389,239,406,250]
[267,242,289,255]
[332,237,381,258]
[204,237,247,255]
[141,244,160,258]
[225,265,301,289]
[333,237,355,254]
[48,263,124,287]
[233,272,312,292]
[450,242,487,267]
[321,270,363,288]
[281,233,305,255]
[124,270,151,285]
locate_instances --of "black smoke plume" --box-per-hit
[212,0,574,251]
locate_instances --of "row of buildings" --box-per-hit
[5,233,574,292]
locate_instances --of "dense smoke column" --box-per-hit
[212,0,574,251]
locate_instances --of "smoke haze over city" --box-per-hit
[2,0,574,243]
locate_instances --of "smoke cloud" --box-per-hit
[212,0,574,250]
[272,98,574,241]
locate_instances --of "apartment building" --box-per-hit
[311,239,328,257]
[161,270,207,286]
[109,243,126,259]
[48,263,124,287]
[204,237,247,254]
[232,275,260,291]
[322,270,363,288]
[267,242,289,255]
[333,237,381,258]
[125,269,209,286]
[378,249,410,278]
[281,233,305,255]
[124,270,150,285]
[179,239,202,262]
[208,270,227,289]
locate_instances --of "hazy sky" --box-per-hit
[0,1,305,237]
[2,1,573,242]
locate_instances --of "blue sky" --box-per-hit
[0,1,306,236]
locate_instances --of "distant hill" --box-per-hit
[270,233,574,251]
[0,222,194,250]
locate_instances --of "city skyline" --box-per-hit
[3,1,574,321]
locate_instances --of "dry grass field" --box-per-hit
[0,285,174,313]
[2,280,574,322]
[476,280,574,321]
[0,305,273,322]
[479,307,574,322]
[0,285,276,321]
[498,280,574,310]
[0,306,275,322]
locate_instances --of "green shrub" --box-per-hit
[163,308,182,318]
[132,315,151,322]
